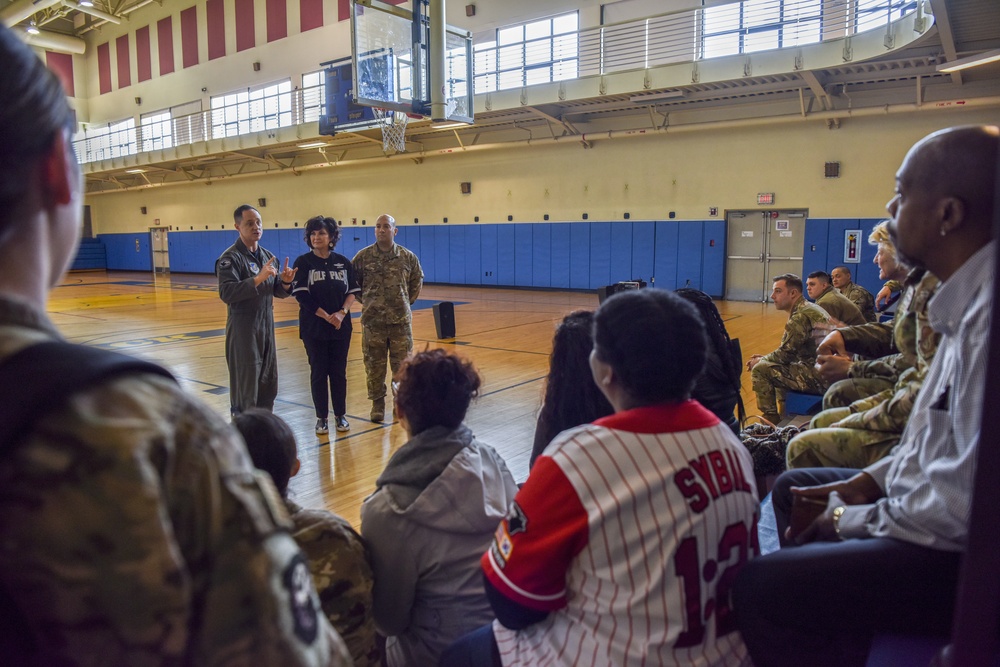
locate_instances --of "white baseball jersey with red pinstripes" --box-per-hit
[483,401,758,666]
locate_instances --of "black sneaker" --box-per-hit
[335,416,350,433]
[315,418,329,435]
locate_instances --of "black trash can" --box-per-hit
[432,302,456,339]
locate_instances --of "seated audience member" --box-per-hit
[785,267,940,469]
[733,125,998,667]
[530,311,614,468]
[446,289,758,666]
[805,271,866,325]
[0,24,348,666]
[676,287,744,433]
[232,409,380,667]
[360,349,519,667]
[746,274,832,424]
[831,265,877,322]
[814,222,913,410]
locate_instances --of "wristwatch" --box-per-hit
[341,307,349,315]
[832,505,847,541]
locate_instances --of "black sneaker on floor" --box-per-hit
[315,418,329,435]
[335,415,350,432]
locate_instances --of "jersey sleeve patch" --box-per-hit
[218,258,232,269]
[481,456,589,612]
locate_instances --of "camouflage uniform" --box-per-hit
[823,269,931,409]
[838,281,877,322]
[352,242,423,401]
[787,271,941,469]
[286,499,381,667]
[751,297,832,419]
[0,295,350,667]
[815,285,866,325]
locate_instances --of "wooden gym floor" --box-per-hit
[50,271,788,527]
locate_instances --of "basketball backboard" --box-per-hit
[350,0,473,124]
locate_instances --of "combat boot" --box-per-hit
[371,397,385,423]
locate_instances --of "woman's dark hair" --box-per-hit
[530,311,613,467]
[394,348,481,435]
[232,408,298,497]
[303,215,341,250]
[593,289,707,404]
[0,25,76,228]
[674,288,741,393]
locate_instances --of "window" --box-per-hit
[139,109,172,152]
[210,79,293,139]
[700,0,916,60]
[79,117,137,163]
[475,11,579,94]
[302,70,325,123]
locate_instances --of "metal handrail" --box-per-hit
[73,0,916,165]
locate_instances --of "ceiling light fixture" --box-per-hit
[936,48,1000,73]
[125,168,147,174]
[26,21,40,35]
[297,141,330,148]
[79,0,94,6]
[430,120,468,129]
[629,90,687,103]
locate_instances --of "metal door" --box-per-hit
[150,227,170,274]
[724,209,807,301]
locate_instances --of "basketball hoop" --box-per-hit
[372,107,409,154]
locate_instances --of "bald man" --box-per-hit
[734,125,999,667]
[831,266,877,322]
[352,214,423,422]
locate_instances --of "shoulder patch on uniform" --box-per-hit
[506,501,528,535]
[283,554,320,644]
[219,258,232,269]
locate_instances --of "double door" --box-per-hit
[724,209,807,302]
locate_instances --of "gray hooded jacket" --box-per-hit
[360,424,518,667]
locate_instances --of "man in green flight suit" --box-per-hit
[353,214,424,422]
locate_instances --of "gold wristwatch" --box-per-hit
[832,506,847,541]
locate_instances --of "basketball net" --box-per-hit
[372,107,408,154]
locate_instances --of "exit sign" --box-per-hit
[757,192,775,205]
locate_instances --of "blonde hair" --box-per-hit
[868,220,896,259]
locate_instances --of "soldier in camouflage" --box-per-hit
[805,270,866,325]
[352,214,424,422]
[831,265,877,322]
[234,409,381,666]
[814,221,913,408]
[787,269,941,468]
[747,274,832,424]
[0,24,349,666]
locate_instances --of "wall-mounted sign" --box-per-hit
[775,219,789,231]
[757,192,775,205]
[742,230,754,238]
[844,229,862,263]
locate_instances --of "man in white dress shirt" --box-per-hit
[732,125,999,667]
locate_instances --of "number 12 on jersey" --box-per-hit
[674,517,760,648]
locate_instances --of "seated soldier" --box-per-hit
[443,289,759,667]
[232,409,380,667]
[785,267,940,469]
[831,265,877,322]
[746,274,832,424]
[805,271,866,325]
[813,222,913,410]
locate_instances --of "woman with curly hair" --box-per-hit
[361,348,519,667]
